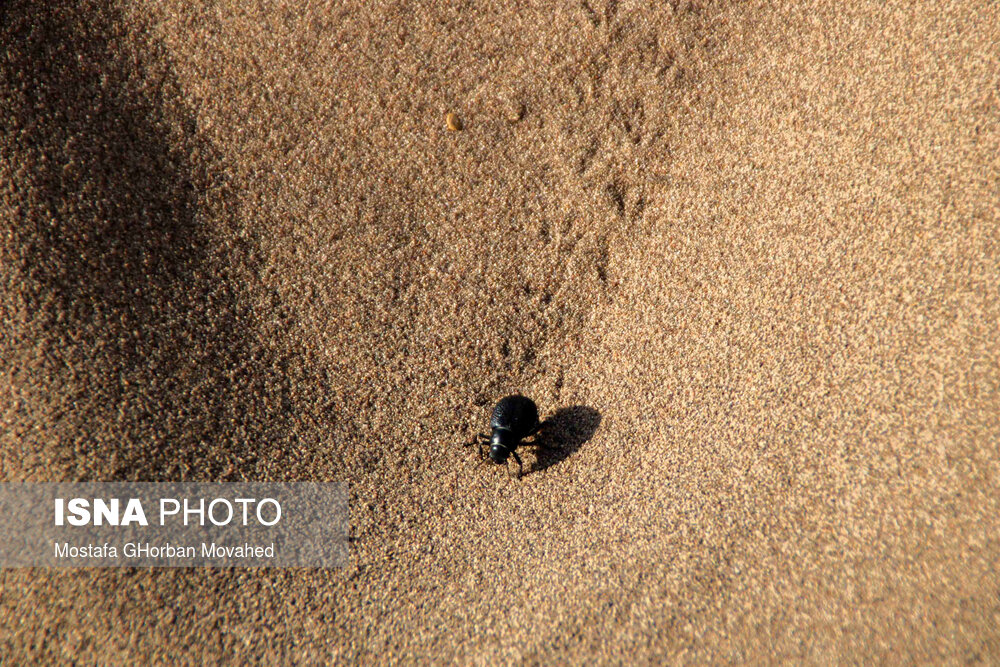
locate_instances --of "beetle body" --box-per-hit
[468,394,549,477]
[488,395,540,463]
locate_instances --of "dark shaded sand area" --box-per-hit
[1,0,998,662]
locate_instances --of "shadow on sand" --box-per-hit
[1,0,291,480]
[528,405,601,475]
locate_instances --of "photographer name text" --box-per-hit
[54,541,276,559]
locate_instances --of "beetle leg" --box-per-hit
[510,451,524,478]
[525,423,558,449]
[464,435,488,460]
[526,419,551,437]
[528,439,558,450]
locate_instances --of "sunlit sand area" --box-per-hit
[2,0,998,661]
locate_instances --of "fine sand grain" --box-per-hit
[2,0,998,662]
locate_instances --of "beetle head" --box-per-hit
[489,429,516,464]
[488,444,510,464]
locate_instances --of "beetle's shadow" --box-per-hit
[529,406,601,474]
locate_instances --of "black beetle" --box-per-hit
[466,394,553,478]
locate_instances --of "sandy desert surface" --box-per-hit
[2,0,999,662]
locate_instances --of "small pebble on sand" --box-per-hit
[446,112,463,131]
[507,101,526,123]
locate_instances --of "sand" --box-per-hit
[1,0,998,662]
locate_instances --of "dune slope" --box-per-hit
[1,0,998,662]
